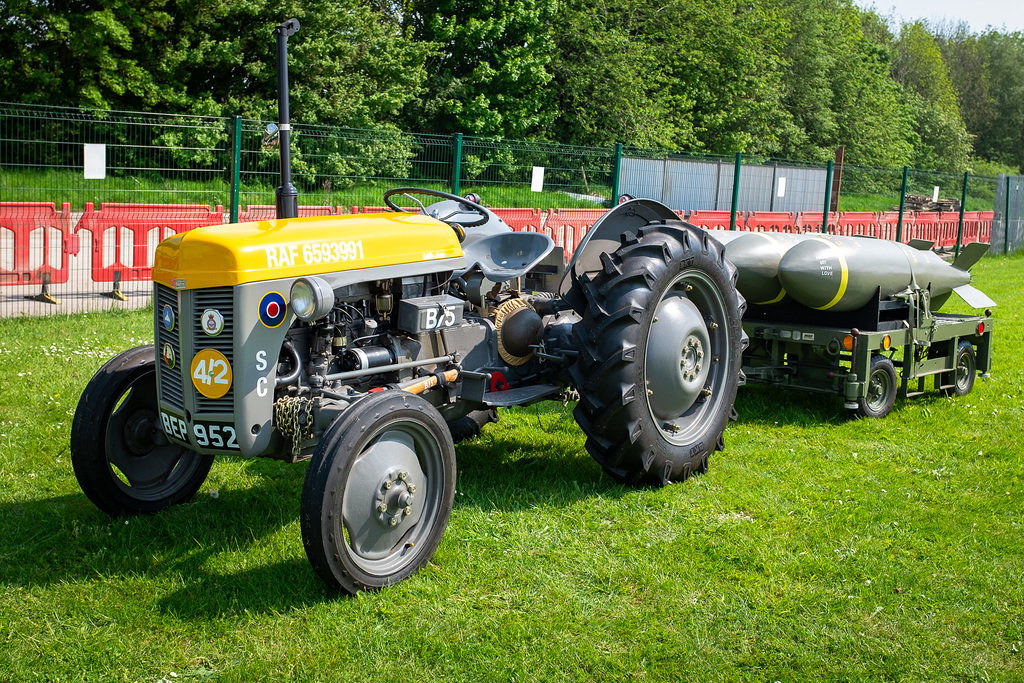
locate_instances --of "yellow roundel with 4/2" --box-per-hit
[191,349,233,399]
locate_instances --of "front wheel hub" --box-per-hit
[373,469,416,528]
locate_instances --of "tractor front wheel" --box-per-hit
[300,391,456,594]
[71,345,214,515]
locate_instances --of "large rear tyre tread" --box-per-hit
[568,223,746,487]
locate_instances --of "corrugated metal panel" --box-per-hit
[663,160,718,213]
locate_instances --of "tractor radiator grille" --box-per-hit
[155,284,184,411]
[192,287,235,412]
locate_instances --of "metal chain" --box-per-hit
[274,395,314,457]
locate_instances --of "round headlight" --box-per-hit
[290,276,335,321]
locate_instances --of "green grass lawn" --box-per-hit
[1,256,1022,681]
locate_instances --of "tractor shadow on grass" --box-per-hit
[0,458,337,614]
[450,402,632,513]
[0,411,634,616]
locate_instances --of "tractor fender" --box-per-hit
[558,198,679,312]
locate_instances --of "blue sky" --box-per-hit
[853,0,1024,33]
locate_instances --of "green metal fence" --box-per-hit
[0,102,1014,318]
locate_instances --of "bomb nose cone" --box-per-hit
[721,232,807,305]
[778,239,847,310]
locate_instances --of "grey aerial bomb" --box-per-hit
[708,230,812,305]
[707,230,994,312]
[777,235,993,311]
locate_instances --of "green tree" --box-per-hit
[892,22,960,117]
[402,0,558,138]
[547,0,679,148]
[973,31,1024,171]
[0,0,432,129]
[549,0,793,154]
[0,0,173,109]
[775,1,915,166]
[887,21,972,171]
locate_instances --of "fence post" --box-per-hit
[955,171,968,258]
[730,153,742,230]
[451,133,463,196]
[821,160,833,233]
[230,115,242,224]
[896,166,909,242]
[1005,175,1012,255]
[611,143,623,203]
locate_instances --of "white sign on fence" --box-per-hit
[531,166,545,193]
[84,144,106,179]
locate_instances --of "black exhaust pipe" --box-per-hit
[273,18,300,219]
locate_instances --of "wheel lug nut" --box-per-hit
[408,484,417,493]
[377,503,387,513]
[382,480,393,490]
[389,517,399,527]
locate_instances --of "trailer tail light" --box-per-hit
[977,322,985,334]
[842,335,854,351]
[882,335,892,350]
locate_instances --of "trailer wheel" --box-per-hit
[71,345,214,516]
[300,391,456,594]
[568,223,746,486]
[853,355,898,419]
[941,341,976,397]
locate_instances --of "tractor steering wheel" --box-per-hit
[383,187,490,228]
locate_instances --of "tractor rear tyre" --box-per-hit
[71,345,214,515]
[941,340,976,397]
[568,223,747,486]
[300,391,456,594]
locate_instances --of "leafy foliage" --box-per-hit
[0,0,1020,172]
[402,0,559,139]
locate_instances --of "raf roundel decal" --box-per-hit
[259,291,287,328]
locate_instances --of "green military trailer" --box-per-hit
[740,286,994,418]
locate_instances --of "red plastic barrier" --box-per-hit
[76,203,224,282]
[936,211,963,248]
[961,211,994,245]
[491,208,542,232]
[238,205,335,222]
[0,202,80,286]
[877,211,911,241]
[795,212,839,233]
[910,211,941,245]
[745,211,796,232]
[835,211,880,237]
[360,206,391,214]
[688,210,742,230]
[546,208,607,259]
